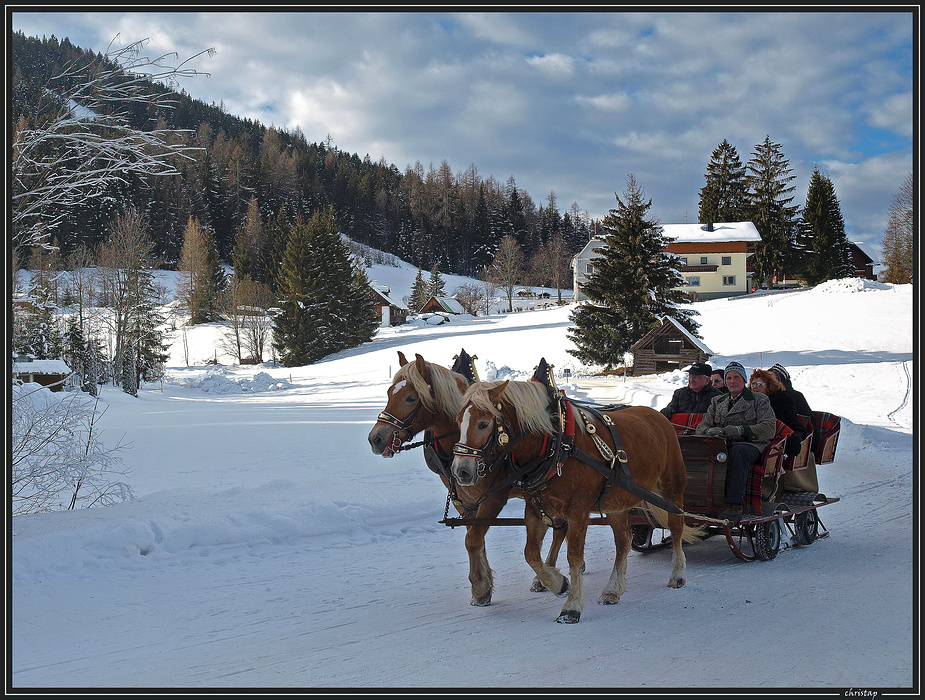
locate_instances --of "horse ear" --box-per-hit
[488,380,509,407]
[397,351,408,366]
[415,353,430,382]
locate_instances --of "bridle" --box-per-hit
[376,400,424,455]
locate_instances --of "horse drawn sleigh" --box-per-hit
[368,350,840,623]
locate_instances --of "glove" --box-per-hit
[723,425,744,439]
[704,427,724,436]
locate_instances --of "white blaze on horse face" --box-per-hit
[459,405,474,444]
[389,379,408,396]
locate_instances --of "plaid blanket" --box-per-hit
[812,411,841,463]
[744,420,792,514]
[670,412,704,436]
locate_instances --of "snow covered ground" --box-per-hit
[10,266,916,691]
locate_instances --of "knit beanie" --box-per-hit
[724,361,749,383]
[769,363,790,382]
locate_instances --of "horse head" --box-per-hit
[368,351,468,457]
[451,380,555,486]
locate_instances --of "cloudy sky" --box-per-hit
[11,10,915,256]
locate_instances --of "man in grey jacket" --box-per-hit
[695,361,777,523]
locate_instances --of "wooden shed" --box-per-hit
[370,285,409,327]
[628,316,713,376]
[419,296,465,315]
[12,356,73,391]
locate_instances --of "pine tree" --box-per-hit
[698,139,748,223]
[746,136,800,288]
[796,168,852,285]
[427,264,446,298]
[272,210,377,367]
[567,175,696,369]
[409,268,428,312]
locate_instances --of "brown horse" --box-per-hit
[452,379,699,623]
[368,352,567,606]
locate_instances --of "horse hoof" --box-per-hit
[599,593,620,605]
[668,577,686,589]
[470,594,492,606]
[556,610,580,624]
[556,578,570,597]
[530,581,548,593]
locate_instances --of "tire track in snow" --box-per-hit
[887,360,911,428]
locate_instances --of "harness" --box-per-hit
[453,388,684,521]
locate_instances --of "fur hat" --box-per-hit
[749,368,785,393]
[770,363,790,382]
[687,362,712,377]
[724,361,749,383]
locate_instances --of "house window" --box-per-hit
[679,257,688,266]
[700,256,708,265]
[723,276,736,286]
[685,276,701,287]
[586,264,594,275]
[722,256,732,265]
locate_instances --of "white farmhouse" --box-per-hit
[572,221,761,301]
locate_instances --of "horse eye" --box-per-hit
[405,394,418,403]
[477,420,491,430]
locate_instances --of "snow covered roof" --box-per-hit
[370,285,410,311]
[12,359,72,375]
[661,221,761,244]
[427,296,465,314]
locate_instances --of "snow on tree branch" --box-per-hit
[12,37,215,249]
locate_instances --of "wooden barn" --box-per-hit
[628,316,713,376]
[419,296,465,315]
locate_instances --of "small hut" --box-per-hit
[370,285,409,327]
[11,355,73,391]
[628,316,713,376]
[419,296,465,315]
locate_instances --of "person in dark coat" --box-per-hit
[749,368,805,456]
[710,369,729,394]
[769,363,813,417]
[660,362,722,420]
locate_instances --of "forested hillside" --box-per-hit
[11,32,594,277]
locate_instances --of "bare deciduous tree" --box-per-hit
[11,38,214,250]
[12,383,132,515]
[487,235,525,312]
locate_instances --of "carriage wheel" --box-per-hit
[752,520,781,561]
[630,524,653,552]
[792,510,819,545]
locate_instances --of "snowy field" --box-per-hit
[10,265,916,691]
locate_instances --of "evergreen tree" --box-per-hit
[272,209,377,366]
[409,268,428,311]
[796,168,852,285]
[698,139,748,223]
[567,175,696,369]
[121,343,138,397]
[427,264,446,298]
[746,135,800,288]
[231,195,263,281]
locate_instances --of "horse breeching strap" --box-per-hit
[569,402,684,516]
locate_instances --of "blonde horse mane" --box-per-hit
[461,380,560,436]
[394,359,466,419]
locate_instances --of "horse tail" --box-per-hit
[645,504,707,543]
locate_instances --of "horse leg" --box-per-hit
[524,505,569,595]
[556,516,589,624]
[599,510,630,605]
[666,510,688,588]
[464,494,506,606]
[465,522,494,606]
[530,521,568,592]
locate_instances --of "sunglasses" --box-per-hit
[751,381,766,387]
[711,378,724,384]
